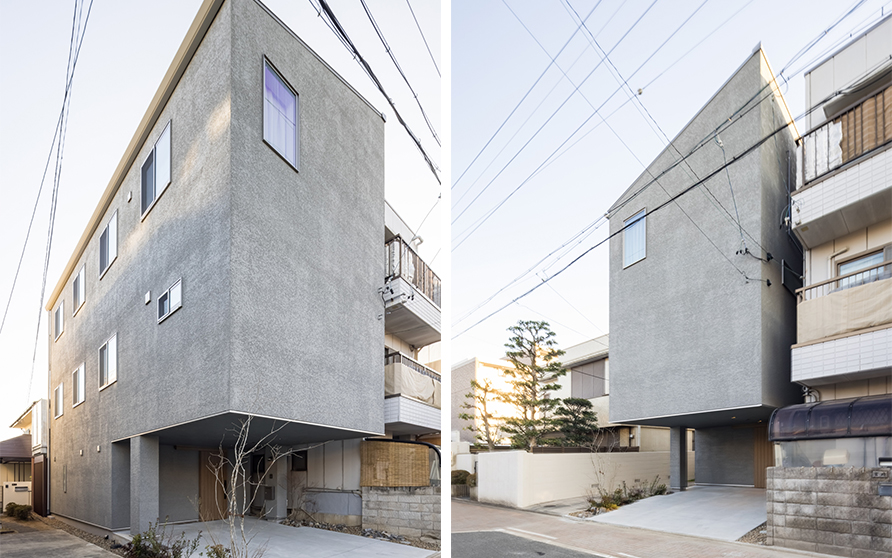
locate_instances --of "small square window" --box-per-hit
[72,364,85,407]
[263,61,298,168]
[99,211,118,278]
[73,265,86,315]
[53,383,63,419]
[99,334,117,390]
[158,279,182,323]
[141,121,172,217]
[623,209,646,268]
[54,302,64,341]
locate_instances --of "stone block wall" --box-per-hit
[361,486,441,539]
[767,467,892,557]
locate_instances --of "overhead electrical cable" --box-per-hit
[405,0,440,78]
[315,0,441,184]
[360,0,440,146]
[450,0,604,195]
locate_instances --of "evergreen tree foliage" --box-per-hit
[458,378,503,451]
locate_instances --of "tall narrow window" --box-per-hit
[623,209,647,268]
[141,121,172,216]
[72,364,85,407]
[158,278,182,323]
[99,211,118,277]
[53,383,63,419]
[99,334,118,390]
[54,302,64,340]
[73,264,85,315]
[263,61,298,168]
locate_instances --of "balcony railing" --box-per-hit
[385,351,441,382]
[797,260,891,303]
[385,236,441,307]
[801,84,891,185]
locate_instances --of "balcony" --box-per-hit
[792,259,892,384]
[383,236,441,348]
[792,85,892,249]
[384,352,441,435]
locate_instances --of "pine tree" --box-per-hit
[457,378,503,451]
[499,320,566,450]
[552,397,599,448]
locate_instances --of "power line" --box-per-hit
[450,0,604,196]
[314,0,441,184]
[359,0,440,147]
[454,118,796,339]
[405,0,440,78]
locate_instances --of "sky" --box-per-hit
[450,0,892,364]
[0,0,442,442]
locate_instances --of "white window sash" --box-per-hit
[156,121,171,195]
[108,334,117,384]
[54,384,63,418]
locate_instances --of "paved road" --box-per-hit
[455,531,604,558]
[453,499,834,558]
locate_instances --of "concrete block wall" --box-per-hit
[361,486,440,539]
[767,466,892,557]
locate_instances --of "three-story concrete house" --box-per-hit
[43,0,440,535]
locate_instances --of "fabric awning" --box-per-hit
[769,393,892,441]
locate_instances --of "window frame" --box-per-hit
[72,363,85,408]
[72,264,86,316]
[157,278,183,323]
[623,209,647,268]
[98,333,118,391]
[262,58,299,170]
[140,120,172,220]
[54,301,64,341]
[53,383,63,419]
[99,211,118,279]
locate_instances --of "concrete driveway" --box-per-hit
[588,485,767,541]
[2,528,117,558]
[171,518,436,558]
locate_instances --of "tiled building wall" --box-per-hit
[361,486,441,539]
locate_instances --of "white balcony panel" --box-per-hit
[792,326,892,384]
[792,148,892,248]
[384,276,440,348]
[384,395,440,436]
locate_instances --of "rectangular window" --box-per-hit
[157,278,182,323]
[623,209,646,268]
[99,334,118,390]
[53,383,63,419]
[141,121,172,216]
[99,211,118,278]
[72,364,85,407]
[263,61,298,168]
[54,302,64,340]
[73,264,85,315]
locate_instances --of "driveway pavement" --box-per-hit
[453,498,833,558]
[1,529,118,558]
[173,517,436,558]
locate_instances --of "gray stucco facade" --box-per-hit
[607,49,802,487]
[45,0,384,531]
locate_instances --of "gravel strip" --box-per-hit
[283,519,440,551]
[737,521,768,545]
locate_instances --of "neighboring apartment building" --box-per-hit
[608,47,802,491]
[43,0,439,535]
[771,14,891,470]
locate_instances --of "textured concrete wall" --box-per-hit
[227,0,384,433]
[361,486,440,539]
[696,426,754,485]
[767,466,892,557]
[47,2,233,528]
[609,50,800,427]
[158,445,199,523]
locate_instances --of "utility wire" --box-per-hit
[405,0,440,78]
[360,0,440,146]
[413,192,440,239]
[454,119,795,339]
[315,0,441,184]
[450,0,604,194]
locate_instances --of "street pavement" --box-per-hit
[453,498,836,558]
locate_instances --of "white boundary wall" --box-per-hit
[477,450,695,508]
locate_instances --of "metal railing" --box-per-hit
[384,351,441,382]
[385,236,441,307]
[796,260,892,303]
[801,84,891,185]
